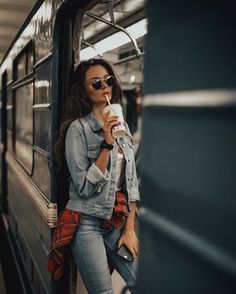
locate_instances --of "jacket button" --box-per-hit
[122,144,125,147]
[127,178,130,181]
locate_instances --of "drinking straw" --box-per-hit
[105,94,111,105]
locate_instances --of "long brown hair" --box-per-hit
[54,58,123,170]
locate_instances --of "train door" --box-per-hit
[73,1,146,292]
[0,71,7,212]
[137,0,236,293]
[52,0,146,292]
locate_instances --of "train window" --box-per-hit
[75,0,147,159]
[13,42,35,173]
[34,63,51,152]
[14,43,34,80]
[7,68,13,83]
[34,110,51,152]
[16,54,26,80]
[15,83,33,172]
[34,60,51,104]
[27,48,34,74]
[33,58,51,198]
[7,87,13,151]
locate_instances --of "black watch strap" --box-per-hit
[100,139,114,150]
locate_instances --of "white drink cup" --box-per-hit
[103,104,127,138]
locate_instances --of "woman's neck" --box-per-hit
[92,104,106,123]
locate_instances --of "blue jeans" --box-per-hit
[70,214,138,294]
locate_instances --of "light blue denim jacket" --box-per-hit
[65,112,140,219]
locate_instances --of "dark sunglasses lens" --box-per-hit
[106,76,115,87]
[92,80,102,90]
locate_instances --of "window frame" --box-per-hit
[12,41,35,175]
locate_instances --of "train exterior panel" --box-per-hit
[0,1,62,293]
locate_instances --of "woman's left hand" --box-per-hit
[118,229,139,260]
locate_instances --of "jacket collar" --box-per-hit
[84,112,103,132]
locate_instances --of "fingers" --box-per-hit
[103,111,110,119]
[118,239,123,249]
[104,116,119,126]
[136,239,139,252]
[103,114,119,133]
[103,111,118,121]
[107,119,119,126]
[108,115,119,120]
[128,245,136,260]
[133,240,139,257]
[121,240,139,260]
[133,238,139,258]
[118,238,136,260]
[108,116,119,123]
[118,230,140,261]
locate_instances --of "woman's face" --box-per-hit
[84,65,114,107]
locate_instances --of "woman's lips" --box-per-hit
[103,92,110,98]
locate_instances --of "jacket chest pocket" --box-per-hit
[87,144,100,163]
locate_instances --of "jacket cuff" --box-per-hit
[129,189,140,202]
[86,162,110,185]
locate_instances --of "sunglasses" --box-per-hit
[90,76,116,90]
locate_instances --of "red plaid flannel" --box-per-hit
[47,191,128,281]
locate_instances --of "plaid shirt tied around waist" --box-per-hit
[47,191,128,281]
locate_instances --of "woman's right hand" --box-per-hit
[102,111,119,144]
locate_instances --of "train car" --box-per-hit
[137,0,236,293]
[0,0,146,293]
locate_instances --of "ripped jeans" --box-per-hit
[70,214,138,294]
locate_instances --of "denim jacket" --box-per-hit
[65,112,140,219]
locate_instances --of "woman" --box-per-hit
[53,58,140,293]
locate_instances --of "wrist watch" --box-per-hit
[100,139,114,150]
